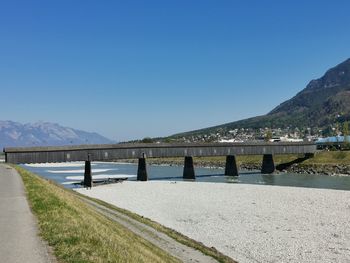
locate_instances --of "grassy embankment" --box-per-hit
[127,151,350,167]
[16,166,180,263]
[303,151,350,165]
[15,166,236,263]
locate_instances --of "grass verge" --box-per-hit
[15,166,180,263]
[303,151,350,165]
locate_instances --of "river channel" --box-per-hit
[22,162,350,191]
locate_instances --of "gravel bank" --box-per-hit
[77,182,350,263]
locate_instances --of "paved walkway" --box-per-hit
[0,164,55,263]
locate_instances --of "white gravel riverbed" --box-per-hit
[77,182,350,263]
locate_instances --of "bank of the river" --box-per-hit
[77,180,350,263]
[119,151,350,176]
[15,166,235,263]
[14,166,181,263]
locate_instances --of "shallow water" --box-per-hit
[22,162,350,191]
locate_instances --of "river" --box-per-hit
[22,161,350,191]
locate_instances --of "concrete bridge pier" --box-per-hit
[225,155,238,176]
[84,160,92,188]
[261,154,275,174]
[183,156,195,179]
[137,157,148,181]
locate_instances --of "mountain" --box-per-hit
[0,121,114,149]
[173,58,350,138]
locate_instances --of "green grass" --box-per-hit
[15,166,180,263]
[303,151,350,165]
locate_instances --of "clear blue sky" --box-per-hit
[1,0,350,141]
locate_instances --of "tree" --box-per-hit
[265,130,273,142]
[342,121,350,149]
[163,137,172,143]
[141,137,153,143]
[322,126,333,137]
[343,121,349,136]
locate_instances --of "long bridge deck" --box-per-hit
[3,142,316,164]
[3,142,316,186]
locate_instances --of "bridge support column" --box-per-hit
[183,156,195,179]
[261,154,275,174]
[225,155,238,176]
[84,160,92,188]
[137,157,148,181]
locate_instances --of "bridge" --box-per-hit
[3,142,316,187]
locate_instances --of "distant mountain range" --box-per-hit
[0,121,114,149]
[172,58,350,138]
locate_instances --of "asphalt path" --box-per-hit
[0,164,55,263]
